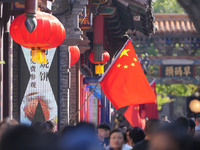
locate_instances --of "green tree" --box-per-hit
[153,0,185,13]
[156,84,197,110]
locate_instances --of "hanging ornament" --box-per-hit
[10,11,66,64]
[69,46,80,66]
[89,51,110,74]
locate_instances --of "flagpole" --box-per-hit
[99,38,130,82]
[150,79,156,85]
[69,82,99,125]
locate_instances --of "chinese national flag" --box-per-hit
[99,39,156,109]
[145,79,159,119]
[124,105,146,129]
[124,79,158,128]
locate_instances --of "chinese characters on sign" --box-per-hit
[79,7,87,23]
[79,8,93,30]
[29,52,49,88]
[163,65,193,77]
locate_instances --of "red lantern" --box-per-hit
[89,51,110,64]
[10,11,66,64]
[89,51,110,74]
[69,46,80,66]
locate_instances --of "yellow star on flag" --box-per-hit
[123,65,128,69]
[133,58,137,62]
[117,64,121,68]
[131,63,135,67]
[120,49,130,58]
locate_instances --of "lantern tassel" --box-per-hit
[32,50,36,63]
[31,49,47,64]
[95,64,104,74]
[42,50,47,64]
[36,50,43,63]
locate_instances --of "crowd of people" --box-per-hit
[98,116,200,150]
[0,116,200,150]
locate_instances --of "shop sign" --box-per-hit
[79,8,93,30]
[162,65,193,77]
[20,46,58,126]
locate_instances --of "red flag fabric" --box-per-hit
[124,105,146,129]
[99,39,156,109]
[124,79,158,128]
[145,79,159,119]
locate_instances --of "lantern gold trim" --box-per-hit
[32,48,47,64]
[95,64,104,74]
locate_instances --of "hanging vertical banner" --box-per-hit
[79,7,87,23]
[20,46,58,126]
[79,8,93,30]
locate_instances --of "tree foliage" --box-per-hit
[156,84,197,110]
[153,0,185,14]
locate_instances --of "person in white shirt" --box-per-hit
[107,128,126,150]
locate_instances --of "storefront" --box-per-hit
[80,77,110,125]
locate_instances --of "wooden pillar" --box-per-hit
[3,3,12,118]
[76,60,80,122]
[58,44,70,130]
[0,2,3,121]
[53,0,88,130]
[93,15,104,62]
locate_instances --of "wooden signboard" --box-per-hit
[79,8,93,30]
[147,57,200,84]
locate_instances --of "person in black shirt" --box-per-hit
[129,127,145,147]
[188,118,195,137]
[133,119,160,150]
[97,123,111,148]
